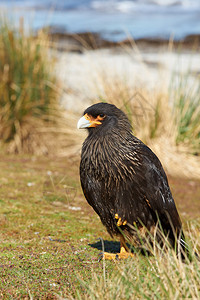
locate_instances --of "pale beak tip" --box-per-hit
[77,115,91,129]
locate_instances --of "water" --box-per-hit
[0,0,200,41]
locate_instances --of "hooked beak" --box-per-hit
[77,113,102,129]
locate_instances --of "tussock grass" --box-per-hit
[74,223,200,300]
[0,19,75,155]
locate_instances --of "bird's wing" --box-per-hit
[80,173,102,215]
[80,171,119,236]
[126,142,182,232]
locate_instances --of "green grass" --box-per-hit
[0,154,199,299]
[0,155,110,298]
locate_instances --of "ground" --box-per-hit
[0,154,199,299]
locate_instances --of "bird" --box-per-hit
[77,102,189,260]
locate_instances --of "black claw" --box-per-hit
[115,254,119,260]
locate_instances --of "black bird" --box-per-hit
[77,102,189,260]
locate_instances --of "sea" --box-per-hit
[0,0,200,41]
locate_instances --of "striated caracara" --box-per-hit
[77,102,189,260]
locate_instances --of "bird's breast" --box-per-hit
[81,135,142,189]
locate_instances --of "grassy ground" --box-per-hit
[0,154,199,299]
[0,19,199,299]
[0,154,111,299]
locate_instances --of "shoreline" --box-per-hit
[44,29,200,53]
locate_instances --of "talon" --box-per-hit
[115,254,119,260]
[123,220,127,225]
[117,218,122,226]
[115,213,119,219]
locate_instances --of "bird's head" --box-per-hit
[77,102,132,136]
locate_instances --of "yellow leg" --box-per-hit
[101,236,135,260]
[117,235,135,259]
[120,235,129,252]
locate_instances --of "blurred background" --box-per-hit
[0,0,199,172]
[1,0,200,41]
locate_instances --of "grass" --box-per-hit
[170,73,200,154]
[0,154,199,299]
[80,245,200,300]
[0,154,106,298]
[0,19,64,154]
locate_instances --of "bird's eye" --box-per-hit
[99,114,105,118]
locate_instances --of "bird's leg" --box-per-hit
[120,235,129,253]
[98,214,135,260]
[100,236,135,260]
[117,235,135,259]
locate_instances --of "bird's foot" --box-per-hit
[98,246,134,261]
[99,251,134,261]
